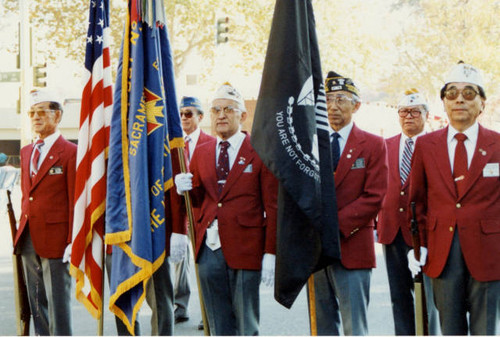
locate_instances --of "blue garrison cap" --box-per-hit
[180,96,203,114]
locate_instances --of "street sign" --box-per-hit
[0,71,21,83]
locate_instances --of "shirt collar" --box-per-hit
[401,129,426,143]
[184,127,201,144]
[35,130,60,149]
[330,121,354,140]
[217,131,245,150]
[447,122,479,144]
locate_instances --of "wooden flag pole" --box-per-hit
[307,275,318,336]
[177,148,210,336]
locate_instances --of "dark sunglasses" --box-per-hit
[444,87,479,101]
[180,111,194,118]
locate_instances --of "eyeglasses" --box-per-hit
[210,105,238,115]
[444,87,479,101]
[326,94,354,106]
[398,109,422,117]
[180,111,194,118]
[27,109,57,118]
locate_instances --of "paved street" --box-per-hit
[0,185,396,335]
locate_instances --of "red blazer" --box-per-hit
[335,124,388,269]
[377,134,413,246]
[189,134,278,270]
[15,135,77,259]
[409,125,500,281]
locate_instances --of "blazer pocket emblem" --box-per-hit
[49,166,63,175]
[483,163,499,177]
[351,158,365,169]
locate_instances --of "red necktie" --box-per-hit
[31,139,44,178]
[216,141,230,194]
[453,133,468,196]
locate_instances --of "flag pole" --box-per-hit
[98,243,105,336]
[307,275,318,336]
[176,147,210,336]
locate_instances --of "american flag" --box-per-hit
[69,0,112,319]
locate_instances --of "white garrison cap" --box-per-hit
[213,82,246,111]
[398,88,428,111]
[30,89,61,107]
[444,62,484,89]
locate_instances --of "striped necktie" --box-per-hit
[400,138,413,185]
[31,139,44,178]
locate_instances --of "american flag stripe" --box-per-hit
[70,0,112,319]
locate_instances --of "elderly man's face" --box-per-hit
[180,106,203,135]
[443,82,485,131]
[29,102,61,139]
[326,90,360,131]
[210,98,246,140]
[398,105,427,137]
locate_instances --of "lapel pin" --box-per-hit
[238,157,246,165]
[346,154,352,159]
[49,156,53,159]
[479,148,486,156]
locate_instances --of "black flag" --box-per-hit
[251,0,341,308]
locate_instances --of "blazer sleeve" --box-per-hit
[260,162,278,255]
[66,143,77,244]
[338,137,388,237]
[168,149,188,235]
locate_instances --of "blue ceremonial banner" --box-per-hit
[105,0,183,333]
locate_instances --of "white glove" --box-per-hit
[174,173,193,195]
[62,244,72,263]
[170,233,188,264]
[261,253,275,287]
[407,246,428,278]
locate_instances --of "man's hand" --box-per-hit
[407,246,428,278]
[174,173,193,195]
[62,244,72,263]
[170,233,188,264]
[261,253,275,287]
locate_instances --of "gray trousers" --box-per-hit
[198,243,261,336]
[383,230,440,335]
[431,230,500,335]
[106,253,174,336]
[20,231,72,336]
[313,259,371,336]
[173,244,191,319]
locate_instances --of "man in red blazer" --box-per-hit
[173,96,215,326]
[377,90,439,335]
[408,62,500,335]
[313,71,387,335]
[175,83,278,335]
[14,89,76,335]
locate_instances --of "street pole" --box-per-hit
[19,0,32,147]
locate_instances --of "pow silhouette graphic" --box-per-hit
[144,88,164,135]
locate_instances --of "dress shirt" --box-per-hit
[399,131,425,173]
[447,122,478,172]
[216,131,245,171]
[30,131,61,172]
[184,127,201,159]
[329,121,354,156]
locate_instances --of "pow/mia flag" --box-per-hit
[251,0,341,309]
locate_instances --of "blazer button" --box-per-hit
[29,197,33,201]
[400,191,405,196]
[399,208,404,212]
[449,226,454,232]
[456,203,461,208]
[217,203,222,208]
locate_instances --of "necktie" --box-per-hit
[453,133,468,196]
[216,141,230,194]
[331,133,341,171]
[184,136,191,165]
[31,139,44,178]
[400,138,414,185]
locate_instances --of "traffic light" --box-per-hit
[33,63,47,87]
[216,17,229,44]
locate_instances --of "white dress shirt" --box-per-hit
[184,127,201,160]
[399,130,425,172]
[329,121,354,156]
[30,131,61,172]
[447,122,478,172]
[216,131,245,170]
